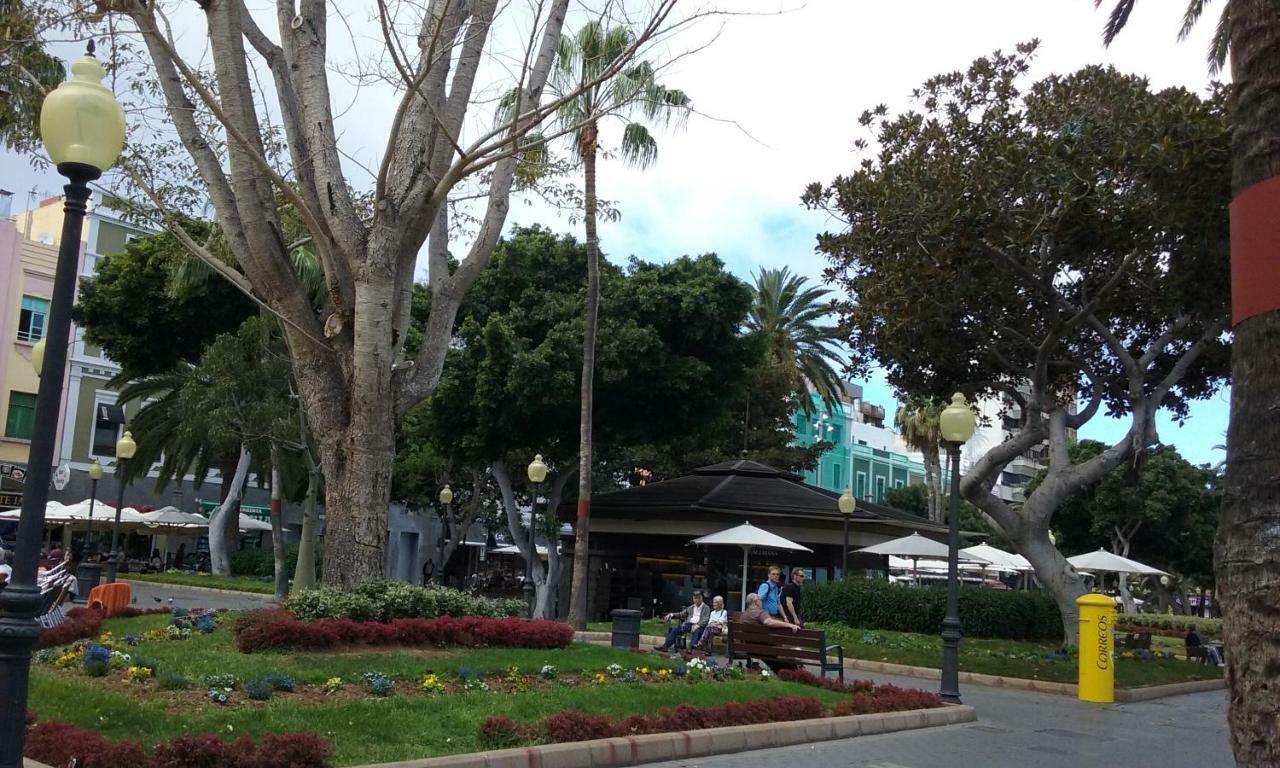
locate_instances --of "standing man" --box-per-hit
[757,565,783,617]
[779,567,805,627]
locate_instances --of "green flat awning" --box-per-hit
[197,499,271,522]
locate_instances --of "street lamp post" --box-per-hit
[938,392,976,705]
[104,430,136,583]
[74,460,106,593]
[838,487,856,578]
[0,41,125,768]
[437,484,453,586]
[525,454,548,619]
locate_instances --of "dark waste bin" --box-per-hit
[611,608,642,649]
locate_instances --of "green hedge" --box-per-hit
[1118,613,1221,637]
[230,544,321,581]
[285,580,524,623]
[804,578,1062,641]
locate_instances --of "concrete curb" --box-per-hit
[120,578,276,600]
[25,759,56,768]
[1113,677,1226,702]
[351,704,976,768]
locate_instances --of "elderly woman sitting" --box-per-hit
[694,595,729,651]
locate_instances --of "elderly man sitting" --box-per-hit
[693,595,729,652]
[656,590,710,652]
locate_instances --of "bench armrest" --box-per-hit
[825,643,844,655]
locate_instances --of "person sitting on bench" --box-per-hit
[656,590,710,652]
[742,592,801,631]
[1185,626,1222,666]
[696,595,729,651]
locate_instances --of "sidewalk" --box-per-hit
[119,579,276,611]
[640,667,1231,768]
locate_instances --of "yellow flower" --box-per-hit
[638,667,650,675]
[657,669,671,678]
[594,673,607,685]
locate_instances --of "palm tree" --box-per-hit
[1101,4,1280,763]
[550,20,690,630]
[747,267,845,412]
[894,399,943,523]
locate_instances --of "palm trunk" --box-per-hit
[923,448,944,523]
[269,452,288,600]
[292,461,320,591]
[1218,5,1280,764]
[209,445,252,576]
[567,121,600,630]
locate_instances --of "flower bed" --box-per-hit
[1117,613,1220,637]
[25,715,330,768]
[1116,623,1188,638]
[36,606,172,650]
[232,608,574,653]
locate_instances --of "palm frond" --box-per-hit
[1179,0,1211,40]
[1098,0,1137,45]
[619,123,658,169]
[1207,5,1230,74]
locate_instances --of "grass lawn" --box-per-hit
[587,619,1221,688]
[125,573,276,595]
[820,624,1222,688]
[30,614,850,766]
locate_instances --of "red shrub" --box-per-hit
[241,733,332,768]
[24,720,149,768]
[150,734,245,768]
[233,609,574,653]
[776,668,875,694]
[543,711,616,743]
[832,684,943,716]
[477,716,533,749]
[26,716,330,767]
[35,606,105,649]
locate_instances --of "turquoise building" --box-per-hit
[792,384,926,503]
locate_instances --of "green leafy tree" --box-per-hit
[0,3,63,154]
[1035,440,1220,611]
[405,227,753,617]
[894,399,943,523]
[73,228,256,377]
[1098,4,1280,760]
[549,19,691,629]
[747,267,845,413]
[805,46,1231,642]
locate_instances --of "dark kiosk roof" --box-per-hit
[575,459,944,532]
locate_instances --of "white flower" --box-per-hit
[760,669,772,678]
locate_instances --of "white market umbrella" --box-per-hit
[490,543,553,558]
[3,500,149,529]
[857,532,989,583]
[1067,549,1168,576]
[187,512,274,533]
[140,507,209,532]
[960,543,1032,574]
[691,522,812,610]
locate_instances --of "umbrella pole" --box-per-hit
[741,546,750,611]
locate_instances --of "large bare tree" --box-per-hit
[77,0,692,586]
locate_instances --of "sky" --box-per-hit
[0,0,1230,467]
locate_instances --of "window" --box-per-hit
[5,392,37,439]
[17,296,49,342]
[875,477,886,501]
[894,479,905,489]
[832,464,842,490]
[91,402,125,457]
[855,472,867,499]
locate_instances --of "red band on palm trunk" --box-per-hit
[577,498,590,520]
[1231,174,1280,326]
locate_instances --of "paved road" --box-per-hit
[642,669,1233,768]
[117,580,276,611]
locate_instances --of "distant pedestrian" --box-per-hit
[1185,626,1222,666]
[756,565,783,616]
[779,567,805,626]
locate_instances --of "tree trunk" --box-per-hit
[317,279,397,588]
[1012,529,1088,644]
[292,462,319,591]
[209,445,252,576]
[923,448,944,523]
[1113,529,1137,614]
[567,121,600,630]
[1218,5,1280,764]
[269,455,288,600]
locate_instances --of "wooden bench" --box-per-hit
[726,621,844,682]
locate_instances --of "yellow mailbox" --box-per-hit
[1077,592,1116,703]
